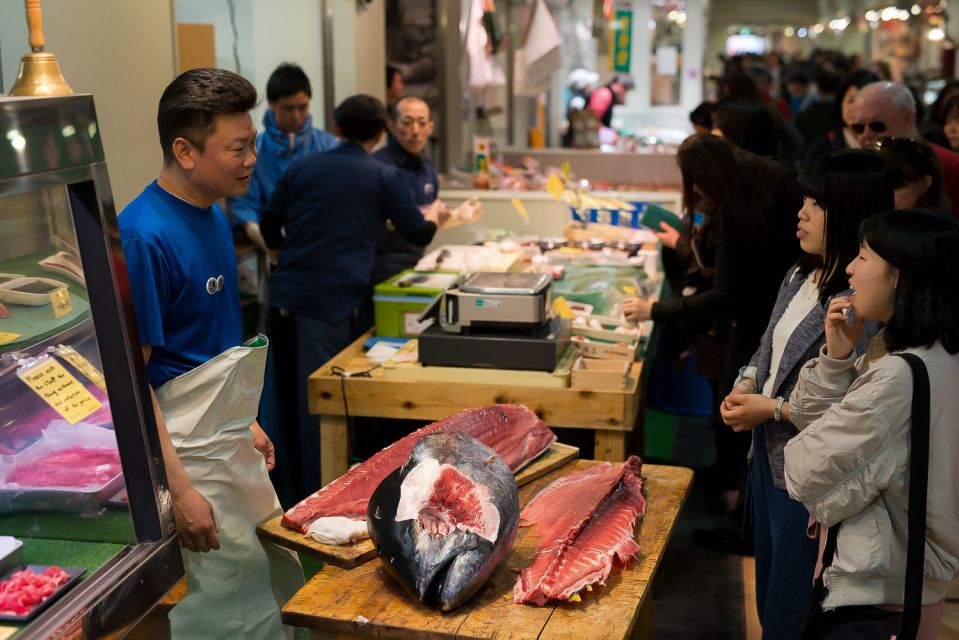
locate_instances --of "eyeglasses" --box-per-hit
[850,121,887,135]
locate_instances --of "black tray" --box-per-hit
[0,564,86,622]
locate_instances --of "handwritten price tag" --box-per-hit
[50,286,73,318]
[0,331,21,345]
[545,174,565,201]
[18,358,103,424]
[56,345,107,393]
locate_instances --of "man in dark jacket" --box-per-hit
[260,95,441,502]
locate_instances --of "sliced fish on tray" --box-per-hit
[282,404,555,535]
[367,431,519,611]
[513,456,646,606]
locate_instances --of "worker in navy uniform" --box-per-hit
[260,95,444,502]
[371,96,443,288]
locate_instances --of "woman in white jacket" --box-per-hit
[783,209,959,638]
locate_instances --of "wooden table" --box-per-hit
[309,330,646,486]
[282,461,693,639]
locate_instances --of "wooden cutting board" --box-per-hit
[256,442,579,569]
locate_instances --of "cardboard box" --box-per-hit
[570,356,630,391]
[572,335,637,361]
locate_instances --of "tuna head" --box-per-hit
[367,430,519,611]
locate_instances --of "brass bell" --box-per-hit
[9,0,73,97]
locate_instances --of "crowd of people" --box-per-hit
[108,51,959,638]
[620,52,959,640]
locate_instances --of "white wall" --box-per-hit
[175,0,326,133]
[0,0,177,209]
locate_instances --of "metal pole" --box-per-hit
[321,0,336,131]
[506,2,515,146]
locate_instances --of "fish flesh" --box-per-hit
[367,431,519,611]
[282,404,554,533]
[513,456,645,606]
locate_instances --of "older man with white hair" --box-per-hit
[850,81,959,216]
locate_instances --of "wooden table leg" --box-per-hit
[594,429,627,462]
[320,414,349,486]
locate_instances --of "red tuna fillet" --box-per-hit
[513,456,645,605]
[282,404,555,533]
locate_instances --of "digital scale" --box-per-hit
[417,272,569,371]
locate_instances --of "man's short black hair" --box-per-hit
[334,95,387,142]
[387,65,402,89]
[157,67,257,165]
[266,63,312,102]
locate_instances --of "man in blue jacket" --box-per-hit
[261,95,442,502]
[227,63,337,245]
[227,64,336,505]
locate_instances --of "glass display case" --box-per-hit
[0,96,182,638]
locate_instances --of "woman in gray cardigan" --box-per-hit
[720,150,892,639]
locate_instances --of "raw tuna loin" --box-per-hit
[367,431,519,611]
[5,447,121,488]
[282,404,554,533]
[513,456,645,606]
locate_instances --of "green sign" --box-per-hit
[611,10,632,72]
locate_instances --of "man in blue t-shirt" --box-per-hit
[119,68,301,638]
[120,68,265,552]
[260,94,441,501]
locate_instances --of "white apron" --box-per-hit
[156,336,304,640]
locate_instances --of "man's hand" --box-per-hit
[250,420,275,471]
[721,392,775,432]
[422,199,453,228]
[243,221,269,254]
[655,222,681,250]
[172,486,220,552]
[623,296,654,323]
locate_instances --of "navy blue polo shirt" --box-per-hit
[373,137,439,206]
[262,141,431,323]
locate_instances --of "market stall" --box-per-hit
[281,459,693,640]
[0,96,182,639]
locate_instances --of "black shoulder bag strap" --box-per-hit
[816,352,930,640]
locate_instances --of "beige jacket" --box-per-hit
[784,340,959,610]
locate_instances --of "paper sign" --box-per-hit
[50,286,73,318]
[18,359,103,424]
[0,626,17,640]
[510,198,530,223]
[0,331,21,345]
[56,345,107,393]
[656,46,679,77]
[545,174,565,201]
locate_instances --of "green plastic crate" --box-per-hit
[373,270,459,338]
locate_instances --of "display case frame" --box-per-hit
[0,95,182,639]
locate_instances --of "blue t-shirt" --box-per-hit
[118,181,243,388]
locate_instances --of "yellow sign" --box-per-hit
[50,286,73,318]
[0,331,21,345]
[545,174,566,201]
[510,198,530,223]
[561,162,571,181]
[57,345,107,393]
[18,358,103,424]
[0,626,17,640]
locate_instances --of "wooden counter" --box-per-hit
[309,330,647,486]
[282,461,694,639]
